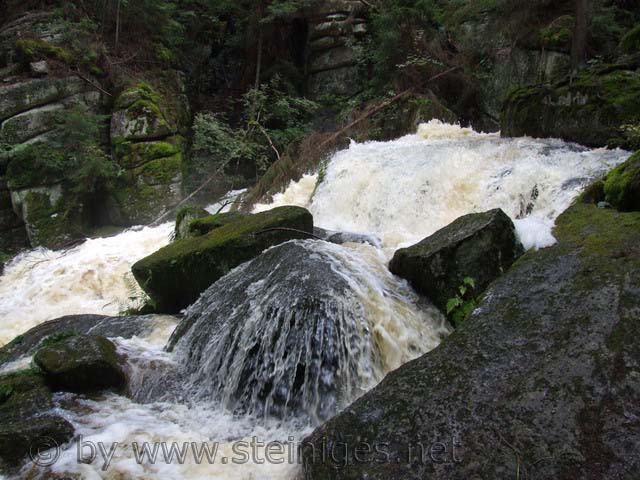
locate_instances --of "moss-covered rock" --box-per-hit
[502,61,640,148]
[604,151,640,211]
[10,185,81,248]
[33,335,125,393]
[186,211,249,238]
[174,205,210,240]
[303,201,640,479]
[0,370,74,469]
[132,206,314,312]
[0,77,88,122]
[389,209,523,314]
[111,82,181,142]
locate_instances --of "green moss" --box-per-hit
[5,142,66,189]
[132,206,314,311]
[502,65,640,148]
[133,152,182,185]
[118,138,182,169]
[40,331,78,348]
[604,152,640,211]
[115,82,164,110]
[188,212,249,237]
[15,38,74,64]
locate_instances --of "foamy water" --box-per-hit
[255,121,628,250]
[0,223,173,346]
[0,121,629,480]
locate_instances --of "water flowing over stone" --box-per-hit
[166,240,447,424]
[255,121,629,251]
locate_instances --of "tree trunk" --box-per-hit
[115,0,121,54]
[572,0,589,70]
[254,4,264,90]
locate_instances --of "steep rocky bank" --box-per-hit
[302,196,640,479]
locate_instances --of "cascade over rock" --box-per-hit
[389,208,524,313]
[166,240,446,424]
[302,200,640,479]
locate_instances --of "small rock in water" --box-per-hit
[33,335,126,393]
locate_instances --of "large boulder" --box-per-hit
[33,334,125,393]
[132,206,314,312]
[108,77,190,226]
[501,59,640,148]
[389,208,523,314]
[604,151,640,212]
[302,201,640,479]
[165,240,427,423]
[0,371,74,469]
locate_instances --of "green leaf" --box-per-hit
[446,296,462,314]
[459,285,467,296]
[464,277,476,289]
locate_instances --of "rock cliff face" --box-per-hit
[302,199,640,480]
[0,11,191,248]
[109,77,190,225]
[502,56,640,148]
[303,0,368,98]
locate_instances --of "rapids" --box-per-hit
[0,122,630,479]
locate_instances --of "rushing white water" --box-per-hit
[0,122,630,480]
[255,121,629,251]
[0,223,173,346]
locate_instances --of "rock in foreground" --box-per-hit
[303,202,640,479]
[389,208,523,313]
[33,335,125,393]
[0,371,74,469]
[132,206,314,312]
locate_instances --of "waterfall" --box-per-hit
[1,122,629,479]
[255,120,629,251]
[161,240,447,424]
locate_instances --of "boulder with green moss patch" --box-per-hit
[502,61,640,148]
[132,206,314,312]
[33,335,125,393]
[304,201,640,479]
[604,151,640,211]
[0,370,74,469]
[389,209,524,314]
[174,206,211,240]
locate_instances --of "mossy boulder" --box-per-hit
[132,206,314,312]
[502,61,640,148]
[174,205,211,240]
[111,82,180,142]
[186,211,249,238]
[0,370,74,469]
[303,201,640,479]
[0,77,88,122]
[389,209,524,314]
[174,208,248,241]
[604,151,640,211]
[9,185,81,248]
[33,334,125,393]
